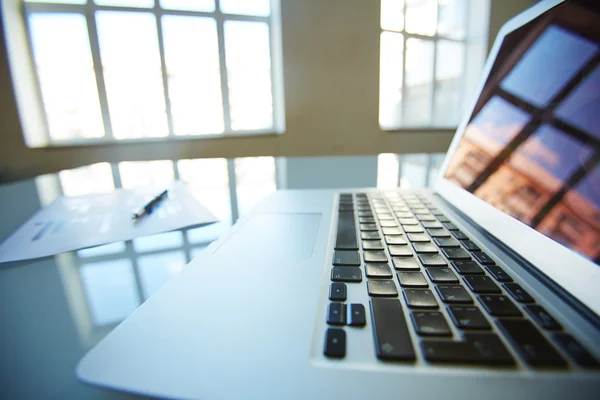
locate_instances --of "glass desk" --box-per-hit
[0,154,443,398]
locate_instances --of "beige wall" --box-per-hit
[0,0,534,181]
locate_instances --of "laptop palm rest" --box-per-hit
[213,213,322,260]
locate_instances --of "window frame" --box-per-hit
[379,0,475,130]
[21,0,283,145]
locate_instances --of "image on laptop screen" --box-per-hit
[444,1,600,265]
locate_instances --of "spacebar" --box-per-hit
[335,211,358,250]
[370,298,415,361]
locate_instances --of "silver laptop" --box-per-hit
[77,0,600,398]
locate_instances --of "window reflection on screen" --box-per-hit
[444,1,600,265]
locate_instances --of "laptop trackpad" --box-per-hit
[214,213,322,260]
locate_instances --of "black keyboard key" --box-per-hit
[398,218,419,225]
[339,204,354,211]
[335,212,358,250]
[407,233,430,242]
[327,302,346,325]
[418,253,447,267]
[422,221,442,229]
[365,263,393,278]
[333,250,360,266]
[382,227,403,235]
[464,276,501,294]
[461,240,480,252]
[426,267,458,283]
[403,225,424,233]
[478,295,521,317]
[397,271,428,288]
[361,231,380,240]
[436,285,473,304]
[385,235,407,245]
[412,242,438,253]
[472,251,495,265]
[448,306,491,330]
[553,333,599,368]
[441,247,471,260]
[388,245,413,257]
[331,267,362,282]
[525,305,562,330]
[368,279,398,297]
[497,319,567,367]
[329,282,347,301]
[451,230,469,240]
[503,283,534,303]
[359,216,375,223]
[358,211,373,217]
[452,261,484,275]
[360,223,378,231]
[486,265,513,282]
[380,220,398,227]
[393,257,421,271]
[403,289,438,309]
[370,298,416,361]
[362,240,384,250]
[422,334,514,365]
[437,215,451,223]
[443,222,458,231]
[324,328,346,358]
[349,304,366,327]
[364,250,388,263]
[427,228,451,238]
[412,311,451,336]
[433,237,460,247]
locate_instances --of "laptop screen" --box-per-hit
[444,1,600,266]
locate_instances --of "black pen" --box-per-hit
[132,189,169,221]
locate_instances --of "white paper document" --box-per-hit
[0,182,217,264]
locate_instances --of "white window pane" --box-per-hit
[377,154,400,189]
[235,157,276,216]
[225,21,273,131]
[94,0,154,7]
[220,0,270,16]
[177,158,231,220]
[379,32,404,129]
[162,16,224,135]
[437,0,467,39]
[77,241,126,257]
[29,14,104,140]
[405,0,437,36]
[118,160,175,189]
[381,0,404,31]
[133,231,183,252]
[434,40,464,126]
[138,251,187,299]
[96,12,168,139]
[160,0,215,11]
[404,38,434,126]
[80,259,140,326]
[59,163,115,196]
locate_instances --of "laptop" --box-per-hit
[77,0,600,398]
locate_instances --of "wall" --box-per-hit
[0,0,534,182]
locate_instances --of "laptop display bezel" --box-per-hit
[434,0,600,318]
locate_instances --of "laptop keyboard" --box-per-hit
[324,191,600,369]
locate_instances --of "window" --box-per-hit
[23,0,280,143]
[379,0,485,129]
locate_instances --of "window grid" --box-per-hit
[381,0,469,128]
[22,0,277,142]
